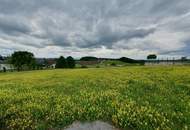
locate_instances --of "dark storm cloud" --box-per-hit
[0,0,190,58]
[150,0,190,16]
[0,15,31,35]
[78,27,156,48]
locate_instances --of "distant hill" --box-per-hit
[80,56,99,61]
[77,56,144,67]
[119,57,145,64]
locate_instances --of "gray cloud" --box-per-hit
[79,26,156,48]
[0,15,31,35]
[0,0,190,58]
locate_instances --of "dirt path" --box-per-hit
[64,121,120,130]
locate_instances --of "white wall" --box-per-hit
[0,64,15,71]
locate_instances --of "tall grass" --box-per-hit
[0,66,190,129]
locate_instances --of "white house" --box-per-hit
[0,60,15,71]
[49,63,56,69]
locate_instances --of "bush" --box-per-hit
[96,65,100,68]
[111,63,116,66]
[81,65,88,68]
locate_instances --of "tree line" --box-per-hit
[6,51,76,71]
[55,56,75,69]
[1,51,161,72]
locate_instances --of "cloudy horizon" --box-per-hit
[0,0,190,59]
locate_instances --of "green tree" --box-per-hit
[11,51,36,71]
[80,56,98,61]
[66,56,75,68]
[56,56,67,68]
[147,54,157,60]
[0,55,3,60]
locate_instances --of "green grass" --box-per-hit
[76,60,141,68]
[0,66,190,130]
[100,60,130,67]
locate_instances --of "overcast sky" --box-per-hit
[0,0,190,59]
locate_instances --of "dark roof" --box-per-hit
[36,58,57,65]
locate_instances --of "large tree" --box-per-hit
[67,56,75,68]
[11,51,36,71]
[55,56,67,68]
[0,55,3,60]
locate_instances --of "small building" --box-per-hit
[49,63,56,69]
[0,59,15,72]
[0,64,14,71]
[36,58,57,69]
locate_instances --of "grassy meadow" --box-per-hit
[0,66,190,130]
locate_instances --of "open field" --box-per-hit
[75,60,141,68]
[0,66,190,130]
